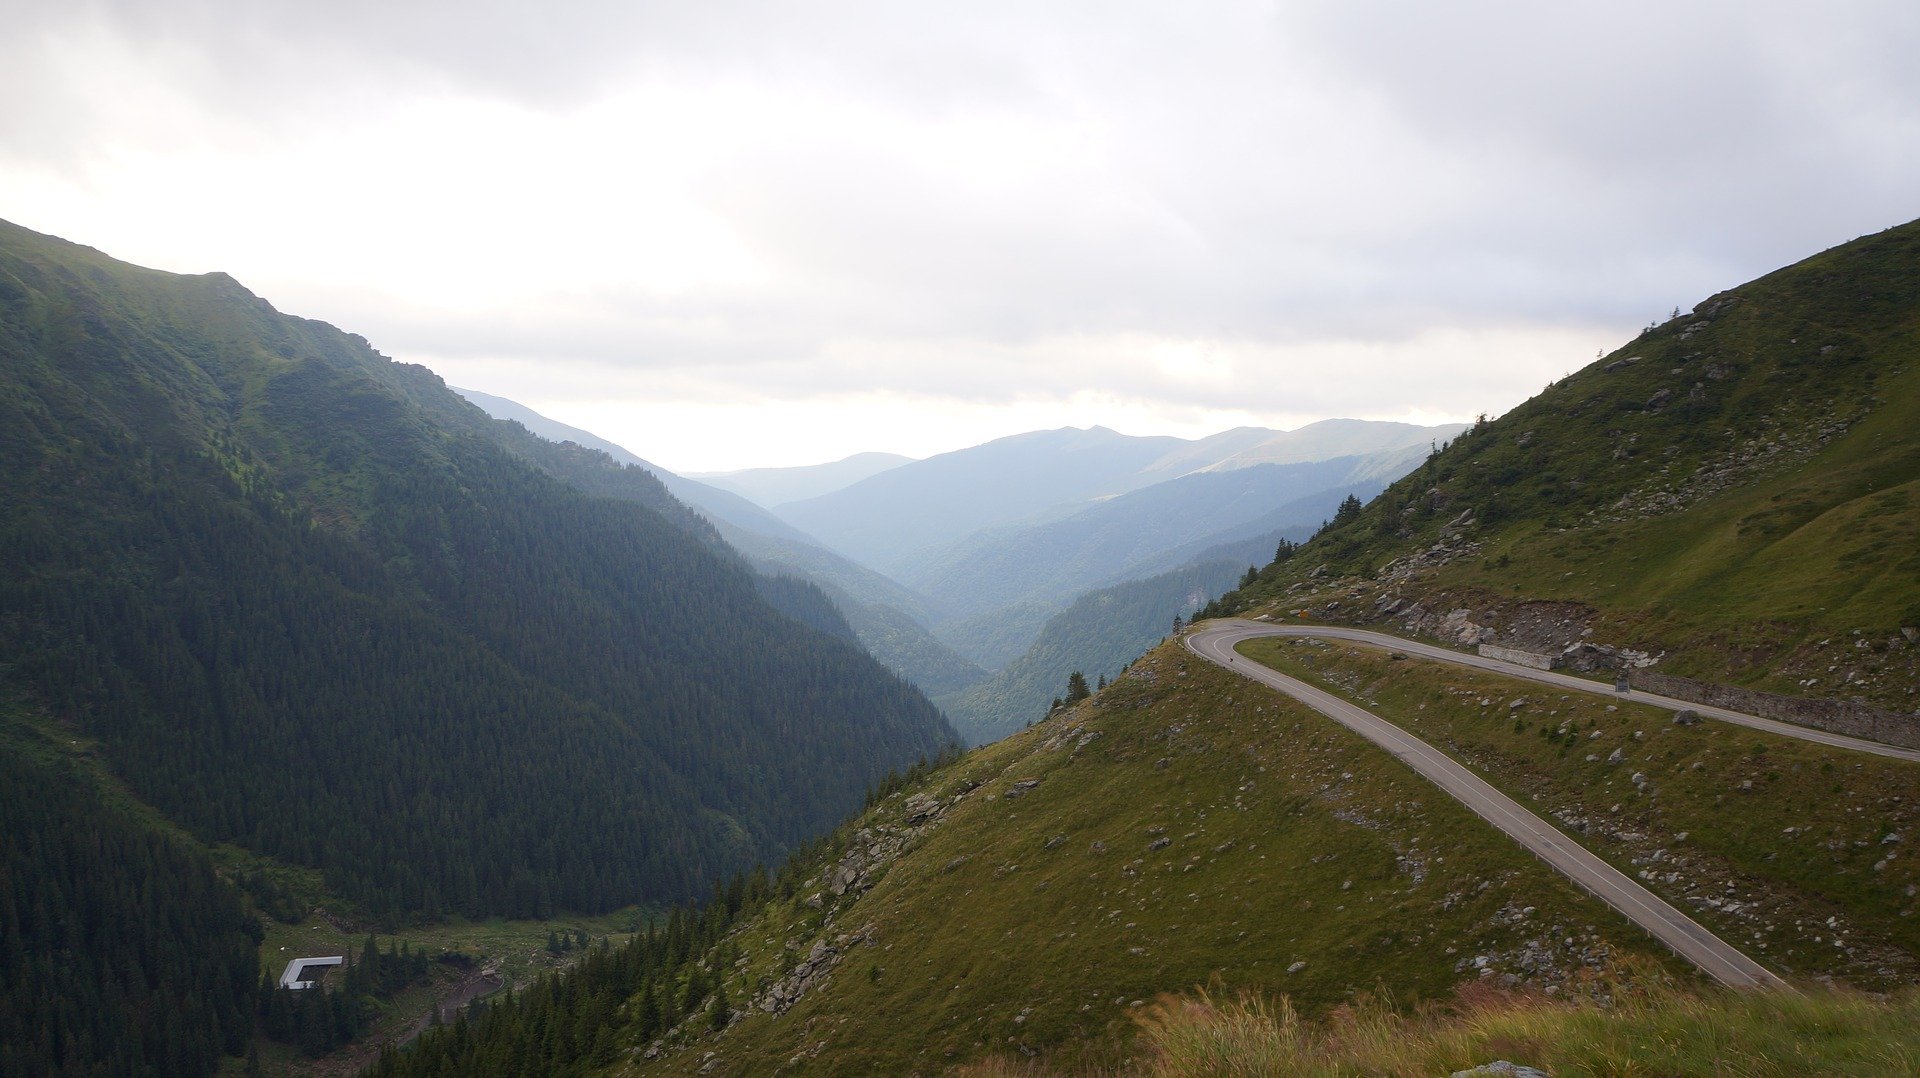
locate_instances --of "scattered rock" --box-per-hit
[1147,836,1171,852]
[1672,709,1702,727]
[1004,779,1042,800]
[1286,960,1307,974]
[1452,1062,1550,1078]
[1606,747,1625,765]
[901,793,942,825]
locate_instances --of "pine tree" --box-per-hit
[1065,671,1091,703]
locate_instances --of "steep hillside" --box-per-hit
[454,385,820,547]
[378,641,1692,1075]
[0,697,259,1076]
[941,558,1246,744]
[454,387,985,697]
[0,218,956,922]
[1226,218,1920,721]
[709,521,988,697]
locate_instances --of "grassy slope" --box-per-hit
[1100,981,1920,1077]
[1231,219,1920,709]
[634,643,1687,1075]
[1239,636,1920,988]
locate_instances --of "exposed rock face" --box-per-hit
[758,927,876,1015]
[752,781,978,1016]
[1452,1063,1550,1078]
[1479,644,1558,670]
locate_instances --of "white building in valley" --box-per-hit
[279,955,345,990]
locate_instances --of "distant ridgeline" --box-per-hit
[0,218,956,924]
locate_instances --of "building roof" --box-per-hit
[279,955,346,990]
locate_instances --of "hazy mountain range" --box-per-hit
[455,388,1463,738]
[690,452,915,507]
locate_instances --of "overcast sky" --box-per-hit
[5,1,1917,471]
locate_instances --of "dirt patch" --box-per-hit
[402,968,505,1045]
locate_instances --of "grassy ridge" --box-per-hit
[642,642,1686,1074]
[1239,636,1920,988]
[1228,218,1920,708]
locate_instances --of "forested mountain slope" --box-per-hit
[0,698,259,1076]
[1224,217,1920,718]
[453,385,819,547]
[0,219,956,923]
[453,386,986,698]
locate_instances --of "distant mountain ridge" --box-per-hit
[692,451,914,507]
[775,425,1187,574]
[453,386,817,546]
[456,391,1463,733]
[773,420,1462,574]
[453,387,987,698]
[903,446,1430,625]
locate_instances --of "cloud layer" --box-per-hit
[5,1,1917,469]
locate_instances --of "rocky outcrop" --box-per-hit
[751,782,977,1017]
[758,929,873,1015]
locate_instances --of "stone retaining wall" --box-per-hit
[1631,670,1920,751]
[1477,643,1559,670]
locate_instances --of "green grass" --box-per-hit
[1238,636,1920,988]
[1231,218,1920,709]
[636,642,1690,1075]
[1089,980,1920,1076]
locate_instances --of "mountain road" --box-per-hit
[1185,618,1793,991]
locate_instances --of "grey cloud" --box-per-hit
[8,0,1919,431]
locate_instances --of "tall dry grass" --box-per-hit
[1129,978,1920,1077]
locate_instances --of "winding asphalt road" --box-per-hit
[1201,621,1920,764]
[1185,618,1792,990]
